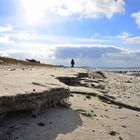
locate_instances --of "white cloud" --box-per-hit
[14,32,31,40]
[118,32,140,44]
[0,24,13,32]
[0,46,55,62]
[1,40,140,67]
[117,32,131,39]
[126,36,140,44]
[1,29,117,45]
[19,0,125,25]
[6,31,116,45]
[131,12,140,28]
[0,36,14,44]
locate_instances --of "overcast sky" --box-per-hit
[0,0,140,67]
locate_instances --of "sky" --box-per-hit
[0,0,140,67]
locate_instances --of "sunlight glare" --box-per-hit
[20,0,49,26]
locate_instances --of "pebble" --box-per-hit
[38,122,45,126]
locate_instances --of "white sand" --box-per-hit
[0,65,140,140]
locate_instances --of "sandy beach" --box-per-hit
[1,0,140,139]
[0,64,140,140]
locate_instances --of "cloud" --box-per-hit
[0,24,13,32]
[19,0,125,25]
[0,43,140,67]
[105,51,140,66]
[14,32,31,40]
[55,46,140,67]
[53,0,125,18]
[0,36,14,44]
[131,12,140,28]
[55,46,122,59]
[1,28,115,47]
[0,25,15,44]
[118,32,140,44]
[0,43,56,62]
[125,36,140,44]
[117,32,131,39]
[0,26,139,67]
[0,29,118,46]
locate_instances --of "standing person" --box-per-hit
[71,59,75,68]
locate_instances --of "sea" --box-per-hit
[95,67,140,78]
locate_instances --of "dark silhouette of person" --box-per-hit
[71,59,75,68]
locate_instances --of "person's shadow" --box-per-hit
[0,107,83,140]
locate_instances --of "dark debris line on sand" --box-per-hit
[71,91,140,112]
[57,71,140,112]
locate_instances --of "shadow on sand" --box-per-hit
[0,107,82,140]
